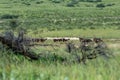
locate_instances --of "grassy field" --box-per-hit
[0,0,120,80]
[0,0,120,30]
[0,41,120,80]
[26,28,120,38]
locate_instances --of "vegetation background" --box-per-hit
[0,0,120,80]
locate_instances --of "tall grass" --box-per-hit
[0,46,120,80]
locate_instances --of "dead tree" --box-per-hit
[79,38,96,64]
[66,42,76,53]
[17,30,24,43]
[66,42,81,63]
[0,31,39,60]
[93,38,113,58]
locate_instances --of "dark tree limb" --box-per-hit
[0,31,39,60]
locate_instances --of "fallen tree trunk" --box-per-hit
[0,31,39,60]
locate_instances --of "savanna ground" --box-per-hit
[0,0,120,80]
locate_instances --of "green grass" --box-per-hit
[0,48,120,80]
[26,28,120,39]
[0,0,120,80]
[0,0,120,30]
[0,41,120,80]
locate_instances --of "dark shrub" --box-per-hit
[52,0,62,3]
[22,2,31,5]
[96,3,105,8]
[80,0,102,2]
[71,0,79,4]
[96,0,102,2]
[79,0,85,2]
[106,3,115,6]
[9,19,19,30]
[87,0,102,2]
[89,26,96,29]
[1,14,19,19]
[36,1,44,4]
[67,2,75,7]
[67,0,79,7]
